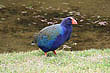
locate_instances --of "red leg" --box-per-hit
[45,52,47,56]
[53,50,56,55]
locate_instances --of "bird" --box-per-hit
[32,17,78,56]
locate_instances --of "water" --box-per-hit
[0,0,110,53]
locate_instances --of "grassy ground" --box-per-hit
[0,49,110,73]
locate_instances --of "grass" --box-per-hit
[0,49,110,73]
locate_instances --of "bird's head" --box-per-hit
[61,17,78,26]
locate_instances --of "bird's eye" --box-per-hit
[69,18,72,21]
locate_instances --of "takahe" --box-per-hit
[32,17,78,56]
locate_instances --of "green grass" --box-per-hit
[0,49,110,73]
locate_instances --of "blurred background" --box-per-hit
[0,0,110,53]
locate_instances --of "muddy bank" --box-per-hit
[0,0,110,53]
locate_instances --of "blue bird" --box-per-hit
[33,17,78,56]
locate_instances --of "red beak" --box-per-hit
[72,19,78,24]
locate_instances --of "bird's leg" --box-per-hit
[45,52,47,56]
[53,50,56,55]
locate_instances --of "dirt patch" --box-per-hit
[0,0,110,53]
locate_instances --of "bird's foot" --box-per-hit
[53,50,57,55]
[45,52,47,56]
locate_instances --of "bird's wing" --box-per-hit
[37,24,63,48]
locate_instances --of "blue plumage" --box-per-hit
[33,17,78,56]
